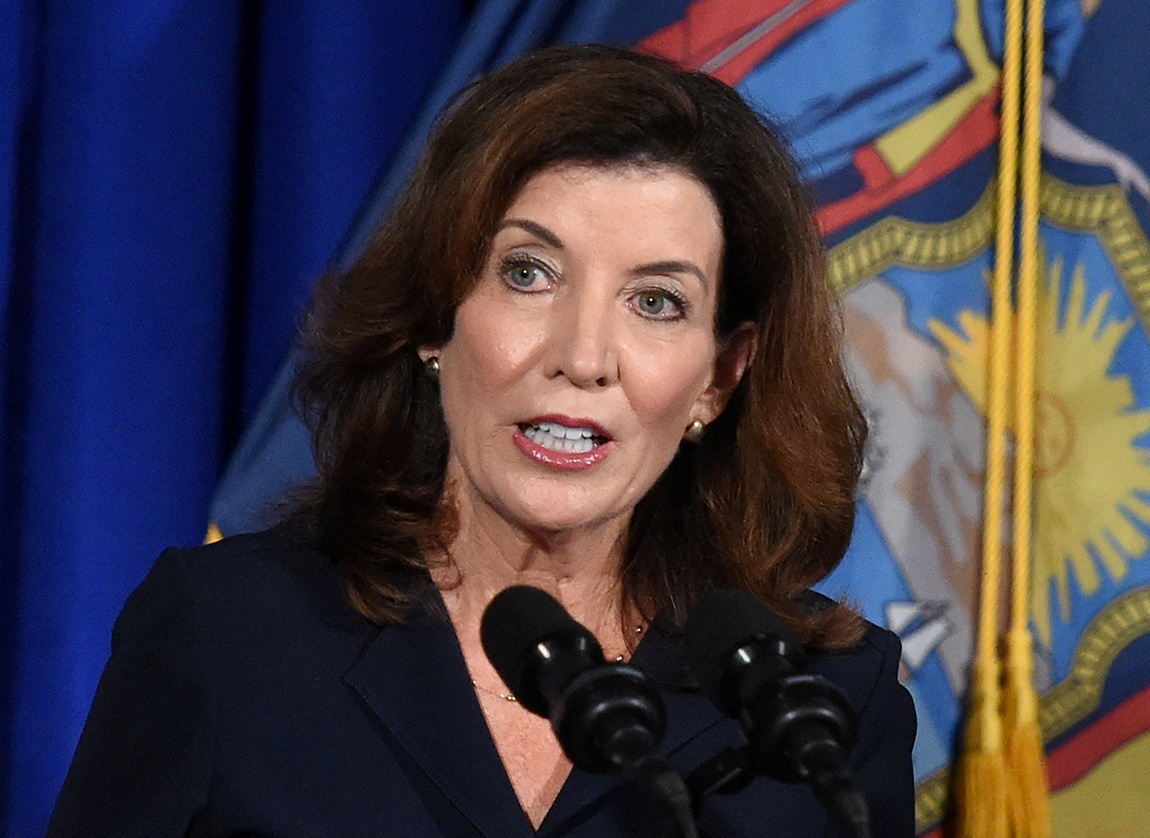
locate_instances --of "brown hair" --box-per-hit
[294,44,866,648]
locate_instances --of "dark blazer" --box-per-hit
[48,524,916,837]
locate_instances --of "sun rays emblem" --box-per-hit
[930,252,1150,646]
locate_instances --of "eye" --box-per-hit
[500,256,552,292]
[632,288,686,320]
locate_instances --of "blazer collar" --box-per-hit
[344,597,724,837]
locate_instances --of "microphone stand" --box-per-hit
[622,753,699,838]
[682,681,873,838]
[685,745,871,838]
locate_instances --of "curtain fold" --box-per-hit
[1,4,468,834]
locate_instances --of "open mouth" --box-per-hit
[518,421,609,455]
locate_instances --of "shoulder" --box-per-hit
[150,519,326,587]
[808,612,917,836]
[115,521,370,656]
[49,527,388,835]
[150,520,336,600]
[808,616,909,719]
[799,591,914,742]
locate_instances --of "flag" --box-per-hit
[641,2,1149,834]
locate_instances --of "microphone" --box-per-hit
[480,585,666,773]
[684,589,870,838]
[481,586,698,838]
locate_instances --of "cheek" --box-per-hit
[623,343,715,429]
[440,298,544,403]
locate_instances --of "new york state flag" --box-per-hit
[639,0,1150,833]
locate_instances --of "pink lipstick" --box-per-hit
[514,415,612,471]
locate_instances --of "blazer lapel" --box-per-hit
[344,608,534,838]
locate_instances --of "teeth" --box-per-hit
[525,421,602,454]
[538,421,594,440]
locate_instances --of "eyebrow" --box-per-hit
[498,219,564,248]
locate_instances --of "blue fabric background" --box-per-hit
[0,2,469,833]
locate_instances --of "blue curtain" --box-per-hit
[0,3,470,834]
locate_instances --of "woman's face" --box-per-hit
[429,163,751,539]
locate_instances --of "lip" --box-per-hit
[514,414,613,472]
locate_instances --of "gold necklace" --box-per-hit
[470,625,646,703]
[471,679,518,702]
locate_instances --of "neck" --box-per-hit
[430,489,636,650]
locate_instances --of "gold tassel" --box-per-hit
[955,657,1009,838]
[204,520,224,544]
[1003,628,1052,838]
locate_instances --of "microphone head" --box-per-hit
[480,585,600,715]
[482,586,666,773]
[684,589,803,715]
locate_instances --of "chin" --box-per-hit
[499,497,629,540]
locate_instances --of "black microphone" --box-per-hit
[481,587,698,838]
[684,589,870,838]
[480,585,666,773]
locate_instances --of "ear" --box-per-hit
[692,322,758,424]
[417,345,442,364]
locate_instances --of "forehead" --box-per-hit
[498,163,723,258]
[507,161,716,212]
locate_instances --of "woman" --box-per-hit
[49,45,915,837]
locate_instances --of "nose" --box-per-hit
[546,285,619,388]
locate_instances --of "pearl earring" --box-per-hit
[684,419,705,443]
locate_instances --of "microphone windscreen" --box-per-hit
[684,589,801,714]
[480,585,585,701]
